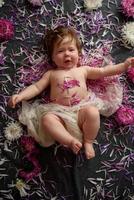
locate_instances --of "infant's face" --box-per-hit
[52,36,79,70]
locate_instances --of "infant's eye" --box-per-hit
[58,49,64,53]
[69,48,75,51]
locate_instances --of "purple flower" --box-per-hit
[21,136,37,153]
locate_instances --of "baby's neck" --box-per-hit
[56,66,78,71]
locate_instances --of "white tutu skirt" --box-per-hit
[18,82,123,147]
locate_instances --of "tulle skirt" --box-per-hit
[18,83,123,146]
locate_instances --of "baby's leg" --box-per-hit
[78,106,100,159]
[42,113,82,154]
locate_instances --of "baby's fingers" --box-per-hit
[12,97,18,108]
[8,96,17,108]
[8,97,13,107]
[8,99,14,108]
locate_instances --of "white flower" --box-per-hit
[8,179,30,197]
[122,22,134,48]
[4,121,22,141]
[84,0,103,10]
[15,179,30,197]
[0,0,4,7]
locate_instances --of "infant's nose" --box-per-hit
[65,50,70,56]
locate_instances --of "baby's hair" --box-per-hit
[43,26,82,63]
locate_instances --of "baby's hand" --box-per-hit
[8,94,21,108]
[124,57,134,69]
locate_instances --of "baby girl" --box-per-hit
[9,26,134,159]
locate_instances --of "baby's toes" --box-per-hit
[74,142,82,154]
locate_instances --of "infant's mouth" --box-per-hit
[65,60,71,63]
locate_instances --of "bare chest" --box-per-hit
[50,70,85,91]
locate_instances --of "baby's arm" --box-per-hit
[86,57,134,79]
[8,70,51,108]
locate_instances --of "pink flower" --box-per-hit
[127,67,134,83]
[19,155,41,181]
[115,105,134,125]
[19,166,41,181]
[121,0,134,18]
[19,136,41,180]
[0,19,14,41]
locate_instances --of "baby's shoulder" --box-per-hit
[42,69,53,78]
[47,69,61,78]
[77,65,89,72]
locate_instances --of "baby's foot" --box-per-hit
[69,138,82,154]
[84,142,95,159]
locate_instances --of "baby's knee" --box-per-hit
[41,113,55,127]
[85,106,100,121]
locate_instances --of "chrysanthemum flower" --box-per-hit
[19,155,41,181]
[84,0,103,10]
[15,179,30,197]
[122,22,134,48]
[4,121,22,141]
[0,19,14,41]
[115,106,134,125]
[121,0,134,18]
[0,0,4,7]
[21,136,38,153]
